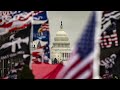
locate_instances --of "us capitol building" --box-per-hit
[51,21,71,64]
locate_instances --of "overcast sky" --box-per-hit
[47,11,91,50]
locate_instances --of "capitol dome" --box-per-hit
[56,30,67,36]
[51,21,71,64]
[54,22,69,42]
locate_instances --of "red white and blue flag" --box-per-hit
[32,11,50,64]
[0,11,43,34]
[56,12,97,79]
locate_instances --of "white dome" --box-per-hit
[52,21,70,48]
[56,30,68,36]
[54,30,69,41]
[51,21,71,64]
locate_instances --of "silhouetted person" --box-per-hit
[17,56,34,79]
[17,64,34,79]
[53,58,58,64]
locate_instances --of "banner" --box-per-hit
[32,63,63,79]
[32,11,50,64]
[100,11,120,79]
[0,23,32,79]
[0,11,50,79]
[0,11,43,34]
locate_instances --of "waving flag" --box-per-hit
[0,11,38,79]
[32,11,50,64]
[56,12,97,79]
[33,11,47,21]
[32,63,63,79]
[101,11,120,30]
[0,23,32,79]
[100,11,120,79]
[0,11,43,34]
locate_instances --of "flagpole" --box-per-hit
[93,11,102,79]
[29,13,33,70]
[2,60,4,78]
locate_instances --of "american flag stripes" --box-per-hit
[0,11,43,34]
[56,12,97,79]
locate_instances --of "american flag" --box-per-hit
[0,11,43,33]
[56,12,96,79]
[101,11,120,30]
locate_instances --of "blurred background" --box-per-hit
[48,11,91,50]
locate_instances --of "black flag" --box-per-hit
[100,11,120,79]
[0,23,33,79]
